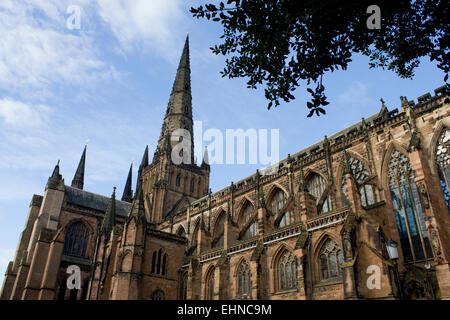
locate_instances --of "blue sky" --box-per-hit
[0,0,446,284]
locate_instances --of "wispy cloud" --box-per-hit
[0,98,51,128]
[0,0,117,99]
[96,0,186,59]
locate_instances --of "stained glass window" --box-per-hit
[278,251,297,290]
[341,156,377,207]
[435,128,450,213]
[63,222,89,258]
[237,260,251,297]
[388,150,433,263]
[269,188,293,227]
[319,239,343,280]
[308,174,333,213]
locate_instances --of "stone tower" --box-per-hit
[139,35,210,224]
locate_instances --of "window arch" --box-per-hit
[307,173,333,213]
[205,266,215,299]
[151,251,156,273]
[435,128,450,213]
[341,156,377,207]
[277,250,297,291]
[237,260,251,298]
[63,222,89,258]
[151,249,167,275]
[388,150,433,263]
[162,253,167,276]
[190,179,195,193]
[239,202,257,240]
[212,211,225,248]
[269,188,293,227]
[179,272,188,299]
[175,175,181,187]
[319,239,343,281]
[152,289,165,300]
[176,226,186,237]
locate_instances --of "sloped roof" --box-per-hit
[65,186,131,217]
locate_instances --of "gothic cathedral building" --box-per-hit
[1,36,450,300]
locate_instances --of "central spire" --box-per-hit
[154,34,194,164]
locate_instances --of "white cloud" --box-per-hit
[0,98,50,128]
[96,0,186,58]
[0,0,117,98]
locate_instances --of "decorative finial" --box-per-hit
[380,98,385,107]
[85,138,90,145]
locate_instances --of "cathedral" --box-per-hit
[1,36,450,300]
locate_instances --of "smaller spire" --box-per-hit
[343,150,352,175]
[136,146,149,195]
[129,177,147,223]
[51,160,61,179]
[323,135,330,149]
[298,165,308,192]
[102,187,116,237]
[201,146,210,170]
[378,98,389,116]
[121,163,133,203]
[71,145,86,189]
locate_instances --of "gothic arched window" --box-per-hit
[240,202,257,240]
[152,289,165,300]
[237,260,251,297]
[319,239,343,280]
[278,250,297,291]
[341,156,377,207]
[308,173,333,213]
[269,188,293,227]
[151,251,156,273]
[181,272,188,300]
[63,222,89,258]
[176,175,181,187]
[435,128,450,213]
[389,150,433,263]
[205,267,215,299]
[190,179,195,193]
[212,212,225,248]
[157,248,162,274]
[162,253,167,275]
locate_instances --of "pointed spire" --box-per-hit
[136,146,148,195]
[154,34,194,164]
[323,135,330,149]
[201,146,210,170]
[130,176,146,222]
[51,160,62,180]
[102,187,116,237]
[71,145,86,189]
[121,163,133,203]
[298,165,308,192]
[343,150,352,175]
[378,98,389,116]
